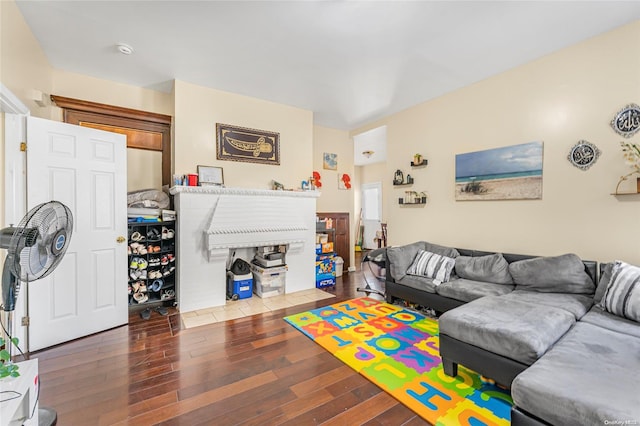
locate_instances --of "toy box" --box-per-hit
[316,257,336,288]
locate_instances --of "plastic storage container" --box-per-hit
[250,263,286,298]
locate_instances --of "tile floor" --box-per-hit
[180,288,335,329]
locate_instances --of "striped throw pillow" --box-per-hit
[406,249,455,285]
[600,261,640,323]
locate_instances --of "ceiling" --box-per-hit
[15,1,640,131]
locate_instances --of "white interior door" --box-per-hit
[361,182,382,250]
[26,116,127,351]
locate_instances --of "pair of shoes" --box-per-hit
[161,289,175,300]
[130,257,148,270]
[167,254,175,263]
[149,256,160,266]
[161,227,175,240]
[147,228,161,242]
[131,280,145,292]
[148,270,162,279]
[140,307,151,320]
[130,231,146,242]
[148,245,160,253]
[155,306,168,316]
[161,266,175,277]
[133,292,148,303]
[150,279,164,292]
[161,255,169,265]
[130,243,147,255]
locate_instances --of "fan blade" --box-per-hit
[24,243,51,280]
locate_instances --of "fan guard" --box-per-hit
[8,201,73,281]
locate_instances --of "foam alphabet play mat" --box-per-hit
[284,297,512,425]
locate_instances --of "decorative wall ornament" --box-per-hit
[610,103,640,138]
[216,123,280,165]
[567,140,601,171]
[323,153,337,170]
[455,141,543,201]
[338,172,352,190]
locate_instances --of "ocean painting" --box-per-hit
[455,141,543,201]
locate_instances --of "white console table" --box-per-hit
[0,359,39,425]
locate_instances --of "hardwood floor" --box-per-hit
[31,253,428,425]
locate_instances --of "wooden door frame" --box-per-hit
[50,95,172,186]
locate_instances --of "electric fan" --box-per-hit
[0,201,73,358]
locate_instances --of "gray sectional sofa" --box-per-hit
[383,241,640,425]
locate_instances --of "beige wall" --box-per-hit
[51,70,173,191]
[353,20,640,264]
[313,125,355,268]
[0,0,53,118]
[173,80,313,190]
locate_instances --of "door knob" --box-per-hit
[116,236,126,243]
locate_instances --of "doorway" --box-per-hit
[361,182,382,250]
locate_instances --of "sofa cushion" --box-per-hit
[406,249,455,284]
[454,253,513,284]
[599,260,640,323]
[581,306,640,338]
[435,278,513,302]
[512,322,640,426]
[387,241,425,281]
[439,295,575,365]
[594,262,614,305]
[501,290,593,320]
[395,274,439,294]
[509,253,595,294]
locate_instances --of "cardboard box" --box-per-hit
[316,258,335,288]
[315,242,334,254]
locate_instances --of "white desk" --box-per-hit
[0,359,39,426]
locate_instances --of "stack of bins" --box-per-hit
[250,263,287,297]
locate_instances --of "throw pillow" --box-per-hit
[406,249,455,284]
[454,253,513,284]
[508,253,595,294]
[600,261,640,323]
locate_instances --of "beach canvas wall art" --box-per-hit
[455,141,543,201]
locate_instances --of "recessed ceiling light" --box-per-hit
[116,43,134,55]
[362,150,374,158]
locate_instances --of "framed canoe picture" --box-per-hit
[216,123,280,165]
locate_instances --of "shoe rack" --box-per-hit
[128,221,177,306]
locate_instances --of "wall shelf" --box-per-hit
[399,202,427,207]
[611,192,640,197]
[410,160,428,168]
[393,182,413,187]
